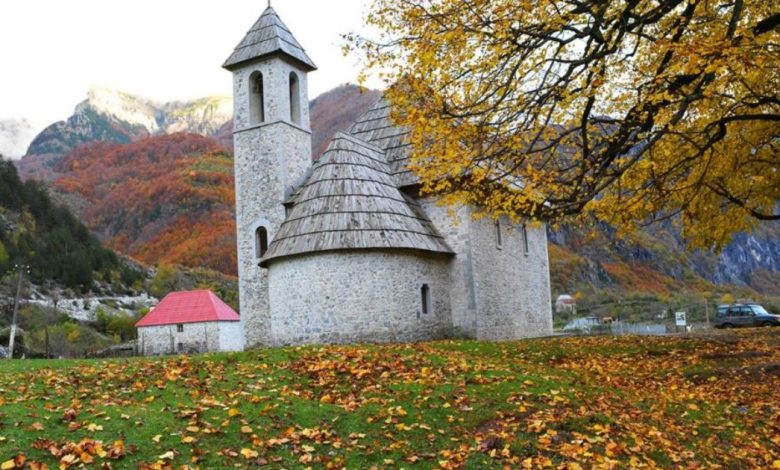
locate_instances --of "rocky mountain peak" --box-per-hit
[16,88,234,181]
[77,86,160,134]
[160,96,232,136]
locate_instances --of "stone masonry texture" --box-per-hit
[230,15,553,347]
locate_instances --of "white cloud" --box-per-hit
[0,0,382,145]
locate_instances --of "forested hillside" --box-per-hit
[54,134,236,274]
[0,157,139,290]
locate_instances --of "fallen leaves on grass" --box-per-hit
[0,329,778,468]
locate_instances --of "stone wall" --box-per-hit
[418,199,553,340]
[232,56,313,348]
[418,199,478,337]
[266,250,453,345]
[138,321,242,355]
[218,322,245,352]
[470,216,553,339]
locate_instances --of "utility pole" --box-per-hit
[8,264,28,359]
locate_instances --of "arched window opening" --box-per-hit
[421,284,431,315]
[522,224,529,255]
[249,71,265,124]
[289,72,301,124]
[255,226,268,258]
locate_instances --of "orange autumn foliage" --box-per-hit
[53,133,236,274]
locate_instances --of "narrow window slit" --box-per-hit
[250,71,265,124]
[421,284,431,315]
[255,226,268,258]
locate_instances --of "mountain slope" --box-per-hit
[310,84,383,158]
[16,87,231,181]
[15,85,378,180]
[54,133,236,274]
[548,217,780,295]
[546,218,780,321]
[0,158,139,290]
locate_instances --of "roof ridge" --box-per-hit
[330,131,386,155]
[316,147,393,168]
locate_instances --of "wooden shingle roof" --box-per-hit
[349,98,419,187]
[260,132,453,266]
[223,6,317,71]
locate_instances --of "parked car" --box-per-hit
[714,304,780,328]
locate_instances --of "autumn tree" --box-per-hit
[350,0,780,248]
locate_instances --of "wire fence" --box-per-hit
[553,294,746,336]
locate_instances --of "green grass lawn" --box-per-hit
[1,329,779,469]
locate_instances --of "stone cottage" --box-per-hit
[135,290,243,355]
[223,6,553,347]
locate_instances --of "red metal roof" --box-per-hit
[135,290,240,327]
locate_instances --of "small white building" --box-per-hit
[135,290,243,355]
[555,295,577,314]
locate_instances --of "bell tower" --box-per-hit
[223,5,316,346]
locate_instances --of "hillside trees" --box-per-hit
[52,134,237,274]
[0,157,134,290]
[350,0,780,249]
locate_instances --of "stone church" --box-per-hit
[223,6,553,347]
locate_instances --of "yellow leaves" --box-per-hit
[239,448,258,459]
[352,0,780,248]
[30,422,44,431]
[5,331,780,468]
[59,454,77,467]
[388,406,407,416]
[0,460,16,470]
[527,420,546,433]
[227,408,241,417]
[86,423,103,432]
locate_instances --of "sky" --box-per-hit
[0,0,379,135]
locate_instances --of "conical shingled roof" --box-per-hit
[223,6,317,71]
[260,132,453,266]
